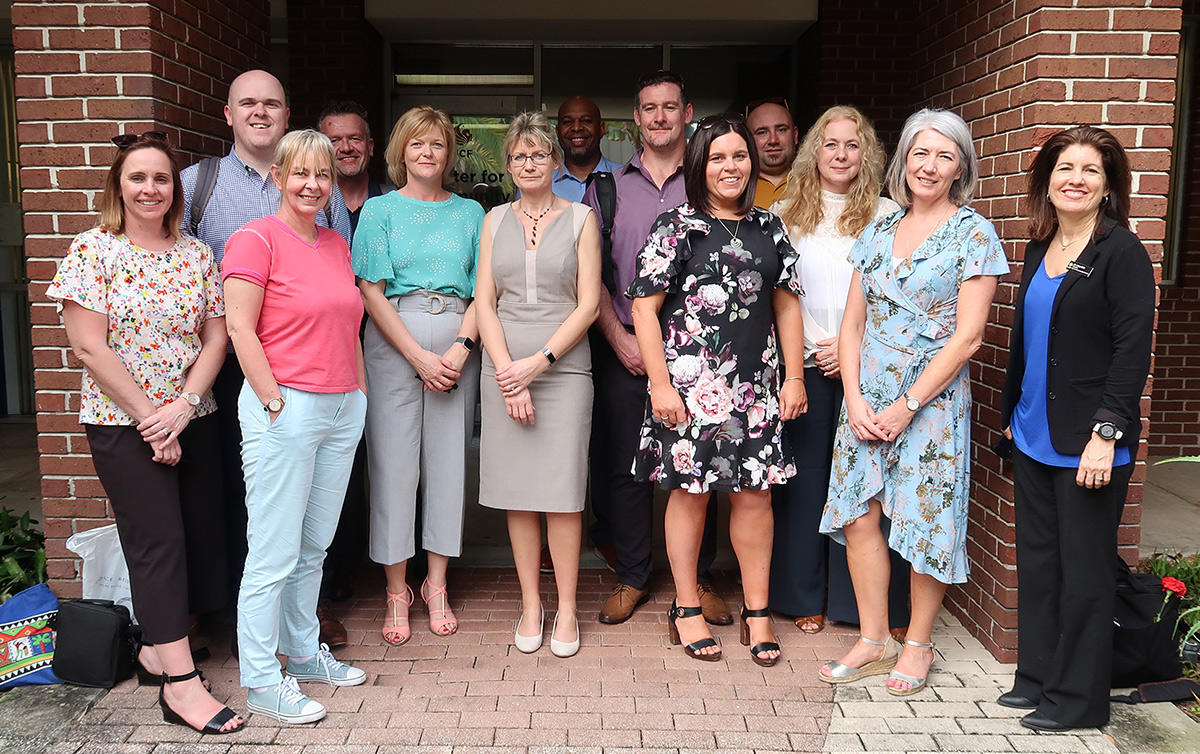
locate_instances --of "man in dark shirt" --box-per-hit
[319,100,388,232]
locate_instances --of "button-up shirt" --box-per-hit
[180,146,352,263]
[582,150,686,326]
[551,154,623,203]
[754,175,788,210]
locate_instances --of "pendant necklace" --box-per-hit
[518,202,552,246]
[716,216,743,248]
[1058,218,1096,252]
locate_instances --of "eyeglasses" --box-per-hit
[745,97,790,118]
[508,152,551,167]
[111,131,168,150]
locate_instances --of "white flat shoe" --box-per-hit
[514,607,544,653]
[549,612,580,658]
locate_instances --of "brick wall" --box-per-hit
[1152,1,1200,457]
[905,0,1178,661]
[285,0,386,157]
[15,0,270,597]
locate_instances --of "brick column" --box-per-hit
[15,0,269,597]
[910,0,1179,660]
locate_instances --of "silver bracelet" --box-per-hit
[784,376,803,383]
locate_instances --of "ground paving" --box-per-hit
[14,567,1194,753]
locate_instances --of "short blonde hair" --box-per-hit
[272,129,336,209]
[385,106,456,187]
[502,111,562,168]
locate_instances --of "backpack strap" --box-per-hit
[189,157,220,238]
[592,172,617,292]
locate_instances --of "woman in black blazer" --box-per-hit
[998,126,1154,732]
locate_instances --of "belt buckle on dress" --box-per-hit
[427,292,447,314]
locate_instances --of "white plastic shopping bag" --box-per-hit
[65,524,137,622]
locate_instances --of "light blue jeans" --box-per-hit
[236,382,366,689]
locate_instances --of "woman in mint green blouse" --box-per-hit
[351,106,485,647]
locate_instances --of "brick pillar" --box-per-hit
[15,0,270,597]
[1151,1,1200,457]
[909,0,1179,660]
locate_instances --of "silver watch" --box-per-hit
[181,392,201,407]
[905,393,920,412]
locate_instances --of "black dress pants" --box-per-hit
[212,357,248,601]
[86,414,226,644]
[591,333,717,589]
[1011,448,1130,728]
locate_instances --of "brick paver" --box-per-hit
[49,568,1134,753]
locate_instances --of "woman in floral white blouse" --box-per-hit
[628,114,805,666]
[49,132,242,735]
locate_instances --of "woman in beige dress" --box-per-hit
[476,111,601,658]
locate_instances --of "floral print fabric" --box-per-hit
[819,206,1009,584]
[46,228,223,425]
[626,205,802,493]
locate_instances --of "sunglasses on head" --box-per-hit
[697,114,745,131]
[111,131,168,150]
[745,97,790,118]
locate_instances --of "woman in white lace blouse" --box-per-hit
[768,106,906,636]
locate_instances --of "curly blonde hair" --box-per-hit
[777,106,886,238]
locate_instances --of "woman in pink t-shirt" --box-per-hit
[222,130,367,725]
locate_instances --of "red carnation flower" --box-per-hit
[1162,576,1187,599]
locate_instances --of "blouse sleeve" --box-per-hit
[350,194,394,284]
[199,240,225,319]
[626,209,693,298]
[767,214,802,296]
[221,225,272,287]
[46,230,111,314]
[959,213,1010,281]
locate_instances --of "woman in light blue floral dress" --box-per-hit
[628,115,806,667]
[817,110,1008,697]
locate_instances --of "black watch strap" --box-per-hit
[454,336,475,352]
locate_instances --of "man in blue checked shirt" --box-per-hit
[180,69,353,651]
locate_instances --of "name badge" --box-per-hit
[1066,261,1093,277]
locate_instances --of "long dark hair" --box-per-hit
[683,113,759,217]
[1026,125,1131,242]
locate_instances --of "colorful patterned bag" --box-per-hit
[0,582,60,689]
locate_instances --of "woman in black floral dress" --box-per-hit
[628,114,806,665]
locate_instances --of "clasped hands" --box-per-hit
[846,394,914,443]
[136,397,195,466]
[496,355,547,426]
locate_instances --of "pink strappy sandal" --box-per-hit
[420,578,458,636]
[383,586,413,645]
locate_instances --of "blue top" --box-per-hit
[351,190,485,299]
[180,147,352,263]
[1012,259,1131,467]
[551,155,623,203]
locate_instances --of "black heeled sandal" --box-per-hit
[158,669,244,735]
[667,601,722,662]
[739,606,781,667]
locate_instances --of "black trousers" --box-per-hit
[590,332,717,589]
[86,414,226,644]
[1011,448,1131,728]
[212,357,248,601]
[771,368,910,625]
[321,437,368,601]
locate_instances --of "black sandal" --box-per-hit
[740,606,781,667]
[667,601,722,662]
[158,669,244,735]
[135,641,210,690]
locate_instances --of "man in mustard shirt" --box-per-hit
[746,98,798,210]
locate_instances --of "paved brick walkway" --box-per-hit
[43,567,1124,754]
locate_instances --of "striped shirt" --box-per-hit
[180,146,353,264]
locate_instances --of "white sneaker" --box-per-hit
[286,642,367,687]
[246,676,326,724]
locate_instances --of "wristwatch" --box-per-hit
[264,396,285,414]
[1093,421,1123,441]
[905,393,920,412]
[454,336,475,352]
[181,392,201,407]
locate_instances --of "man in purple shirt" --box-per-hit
[583,71,730,626]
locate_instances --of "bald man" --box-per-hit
[180,69,353,649]
[552,96,623,202]
[746,99,799,209]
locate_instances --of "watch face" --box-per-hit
[906,396,920,411]
[183,392,201,406]
[1098,424,1115,439]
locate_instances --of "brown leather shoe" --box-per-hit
[697,582,733,625]
[540,545,554,574]
[317,605,348,647]
[598,583,650,624]
[889,625,908,643]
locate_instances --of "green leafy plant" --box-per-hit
[0,507,46,602]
